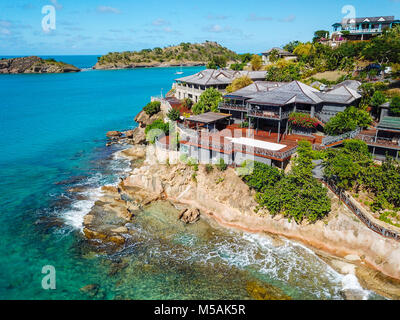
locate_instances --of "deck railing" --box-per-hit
[248,110,290,120]
[355,134,400,149]
[219,102,247,112]
[180,135,298,160]
[321,128,361,146]
[323,179,400,242]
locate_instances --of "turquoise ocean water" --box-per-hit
[0,56,382,300]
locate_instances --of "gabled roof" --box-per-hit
[246,81,323,106]
[330,80,361,91]
[224,81,286,99]
[262,47,296,56]
[324,85,361,102]
[225,80,362,107]
[339,16,395,25]
[175,69,267,85]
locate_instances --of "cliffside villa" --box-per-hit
[261,47,297,64]
[174,69,267,102]
[321,15,400,46]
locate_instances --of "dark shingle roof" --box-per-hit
[224,81,286,99]
[247,81,323,106]
[186,112,232,124]
[225,80,362,106]
[175,69,267,86]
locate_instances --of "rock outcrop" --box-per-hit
[178,208,200,224]
[0,56,80,74]
[119,148,400,297]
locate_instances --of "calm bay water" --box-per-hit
[0,56,381,299]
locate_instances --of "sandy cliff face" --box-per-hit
[122,146,400,287]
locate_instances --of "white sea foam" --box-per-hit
[61,148,132,230]
[62,187,102,230]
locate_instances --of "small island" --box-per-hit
[0,56,81,74]
[93,41,240,70]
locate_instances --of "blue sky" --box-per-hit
[1,0,400,55]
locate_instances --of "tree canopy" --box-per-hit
[250,54,263,71]
[226,76,254,93]
[192,88,222,115]
[324,106,372,136]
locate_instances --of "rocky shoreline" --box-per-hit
[0,56,81,74]
[80,105,400,299]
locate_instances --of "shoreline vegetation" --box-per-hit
[0,56,81,74]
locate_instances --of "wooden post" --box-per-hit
[277,121,281,142]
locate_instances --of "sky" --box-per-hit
[1,0,400,55]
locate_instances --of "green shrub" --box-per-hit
[244,145,331,223]
[143,101,161,116]
[324,106,372,136]
[167,108,181,121]
[205,164,214,174]
[145,120,169,143]
[390,96,400,116]
[216,158,228,171]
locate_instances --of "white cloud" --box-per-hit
[207,14,229,20]
[280,15,296,23]
[50,0,63,10]
[203,24,232,33]
[152,19,170,26]
[97,6,121,14]
[247,13,273,22]
[0,20,11,28]
[0,28,11,35]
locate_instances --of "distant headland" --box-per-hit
[0,56,81,74]
[93,41,239,70]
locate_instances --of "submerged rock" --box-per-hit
[246,281,291,300]
[106,131,122,138]
[178,208,201,224]
[80,284,100,297]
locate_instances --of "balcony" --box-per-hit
[347,28,382,34]
[248,109,290,120]
[356,134,400,150]
[219,102,247,112]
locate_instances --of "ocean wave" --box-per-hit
[60,148,132,230]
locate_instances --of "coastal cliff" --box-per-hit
[93,41,239,70]
[81,142,400,298]
[0,56,81,74]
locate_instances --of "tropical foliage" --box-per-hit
[167,108,181,121]
[143,101,161,116]
[207,55,228,69]
[243,141,331,223]
[192,88,222,115]
[289,112,319,129]
[226,76,254,93]
[324,106,372,136]
[390,96,400,116]
[250,54,263,71]
[323,140,400,214]
[97,41,240,66]
[145,120,169,144]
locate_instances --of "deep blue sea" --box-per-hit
[0,56,383,300]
